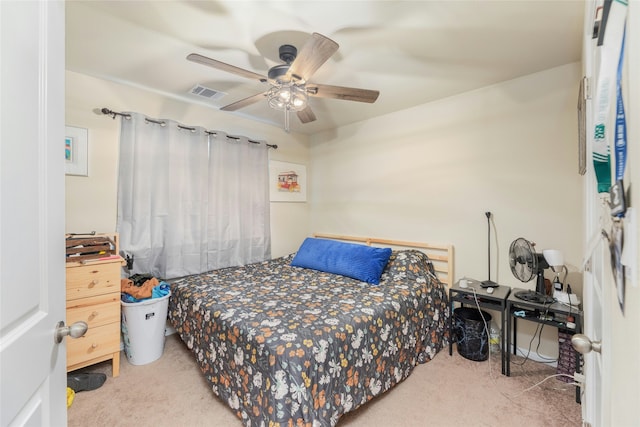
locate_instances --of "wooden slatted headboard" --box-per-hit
[313,233,454,289]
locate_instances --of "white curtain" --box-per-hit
[117,113,271,279]
[206,132,271,271]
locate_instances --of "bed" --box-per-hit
[168,234,452,426]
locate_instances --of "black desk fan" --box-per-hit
[509,237,555,304]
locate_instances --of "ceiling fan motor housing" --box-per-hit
[268,65,293,85]
[268,45,306,85]
[279,44,297,64]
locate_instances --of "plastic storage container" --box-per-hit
[121,292,171,365]
[489,322,501,354]
[453,307,492,361]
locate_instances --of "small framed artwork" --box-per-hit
[65,126,88,176]
[269,160,307,202]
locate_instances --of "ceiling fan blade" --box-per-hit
[187,53,267,83]
[220,92,267,111]
[307,83,380,103]
[296,106,317,124]
[287,33,339,82]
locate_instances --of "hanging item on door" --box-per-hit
[609,18,628,314]
[607,221,625,313]
[591,0,627,194]
[597,1,628,314]
[610,23,627,219]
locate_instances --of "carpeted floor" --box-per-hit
[68,334,582,426]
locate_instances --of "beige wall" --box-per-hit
[65,71,311,258]
[309,62,583,356]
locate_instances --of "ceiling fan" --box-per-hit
[187,33,380,132]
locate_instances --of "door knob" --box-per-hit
[571,333,602,354]
[55,320,88,343]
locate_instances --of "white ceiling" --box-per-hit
[66,0,586,135]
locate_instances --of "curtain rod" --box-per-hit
[100,107,278,149]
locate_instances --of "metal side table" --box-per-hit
[506,289,583,402]
[449,279,511,374]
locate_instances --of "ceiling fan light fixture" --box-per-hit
[267,83,308,112]
[267,83,308,133]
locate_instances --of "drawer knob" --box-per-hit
[89,279,100,287]
[90,311,98,319]
[91,343,98,349]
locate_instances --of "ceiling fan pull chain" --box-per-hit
[284,108,291,133]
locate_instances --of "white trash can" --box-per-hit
[121,292,171,365]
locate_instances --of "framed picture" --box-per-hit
[269,160,307,202]
[65,126,88,176]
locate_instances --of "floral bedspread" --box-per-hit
[168,250,450,427]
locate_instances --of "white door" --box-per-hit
[0,1,66,426]
[580,1,639,425]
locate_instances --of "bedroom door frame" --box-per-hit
[580,0,607,420]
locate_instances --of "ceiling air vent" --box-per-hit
[189,84,226,101]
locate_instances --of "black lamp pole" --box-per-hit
[481,212,497,287]
[486,211,491,280]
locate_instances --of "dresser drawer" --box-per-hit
[66,262,121,300]
[67,294,119,328]
[67,322,120,367]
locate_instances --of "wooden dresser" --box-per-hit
[65,235,123,377]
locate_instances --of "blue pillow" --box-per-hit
[291,237,392,285]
